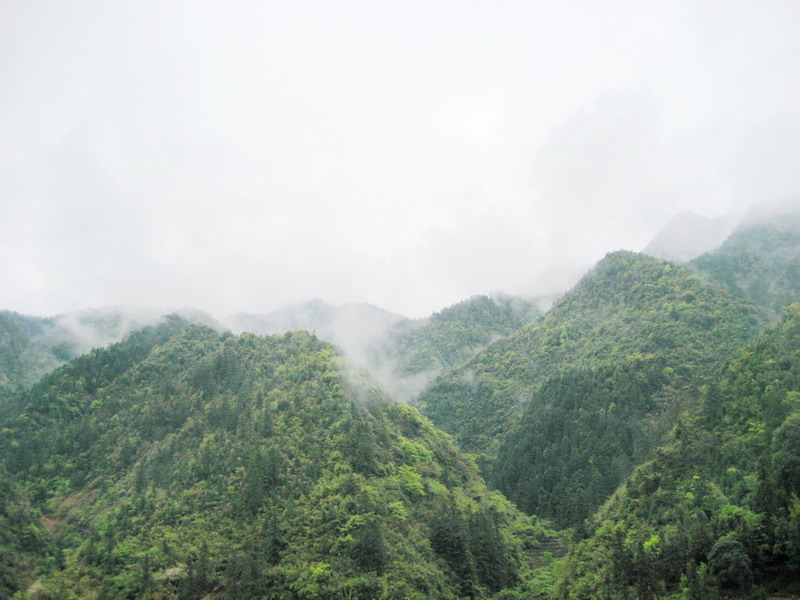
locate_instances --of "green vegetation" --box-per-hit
[0,318,550,599]
[228,295,540,401]
[558,304,800,599]
[0,467,54,599]
[0,307,221,408]
[419,251,762,526]
[691,213,800,321]
[379,295,541,378]
[6,217,800,598]
[0,312,70,401]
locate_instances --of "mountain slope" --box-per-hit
[227,295,540,401]
[0,311,68,400]
[643,211,738,262]
[419,251,762,526]
[382,295,541,376]
[558,303,800,599]
[0,307,220,404]
[1,320,550,599]
[0,468,53,600]
[691,212,800,320]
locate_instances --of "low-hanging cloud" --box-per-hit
[1,1,799,319]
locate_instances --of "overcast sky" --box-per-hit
[2,1,799,318]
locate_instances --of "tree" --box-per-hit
[708,534,752,589]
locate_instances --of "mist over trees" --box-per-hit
[3,209,800,598]
[2,1,800,597]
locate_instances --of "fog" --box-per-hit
[49,305,223,356]
[1,1,799,319]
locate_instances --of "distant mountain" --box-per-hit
[691,211,800,320]
[643,211,739,262]
[559,303,800,599]
[0,312,68,399]
[225,299,408,365]
[368,294,541,399]
[0,318,551,599]
[0,306,221,401]
[1,294,540,408]
[380,294,541,377]
[419,251,762,526]
[227,295,541,400]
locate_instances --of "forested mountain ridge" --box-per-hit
[558,303,800,599]
[227,295,541,401]
[419,251,763,526]
[374,294,541,382]
[4,214,799,598]
[0,318,551,599]
[0,311,69,400]
[691,212,800,321]
[0,294,539,411]
[0,307,220,405]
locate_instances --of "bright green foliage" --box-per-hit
[419,251,762,526]
[691,213,800,321]
[557,304,800,599]
[0,320,550,599]
[0,467,53,599]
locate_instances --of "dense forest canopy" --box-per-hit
[559,303,800,599]
[419,251,763,526]
[0,319,551,599]
[691,213,800,321]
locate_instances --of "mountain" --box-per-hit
[381,295,541,376]
[225,299,406,345]
[0,312,69,400]
[0,317,551,599]
[227,295,541,401]
[224,300,408,389]
[0,306,221,402]
[1,294,539,412]
[691,211,800,321]
[558,303,800,599]
[643,212,738,262]
[371,294,542,399]
[419,251,763,526]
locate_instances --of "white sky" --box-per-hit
[1,0,799,318]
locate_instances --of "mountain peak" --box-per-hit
[643,211,739,262]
